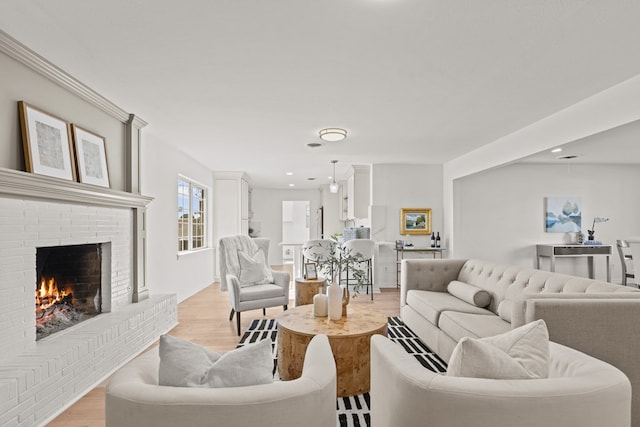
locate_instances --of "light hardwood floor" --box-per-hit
[48,270,400,426]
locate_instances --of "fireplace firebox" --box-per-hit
[35,243,107,340]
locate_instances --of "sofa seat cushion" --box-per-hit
[406,290,493,325]
[239,283,285,301]
[439,310,511,342]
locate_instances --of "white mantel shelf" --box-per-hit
[0,167,153,208]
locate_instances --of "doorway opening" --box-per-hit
[282,200,310,279]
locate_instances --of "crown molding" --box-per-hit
[351,164,371,173]
[213,171,251,182]
[0,30,147,127]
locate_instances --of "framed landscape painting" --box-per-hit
[19,101,76,181]
[400,208,432,235]
[545,196,581,233]
[71,124,111,188]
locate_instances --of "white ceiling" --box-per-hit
[1,0,639,189]
[520,119,640,165]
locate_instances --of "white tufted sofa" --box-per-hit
[401,258,640,426]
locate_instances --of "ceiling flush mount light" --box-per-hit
[551,148,562,153]
[319,128,347,142]
[329,160,339,193]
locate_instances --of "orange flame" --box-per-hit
[35,277,73,313]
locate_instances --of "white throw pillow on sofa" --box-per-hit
[159,334,220,387]
[447,280,491,307]
[447,319,550,379]
[203,338,274,388]
[159,334,274,388]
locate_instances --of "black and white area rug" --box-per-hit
[237,316,447,427]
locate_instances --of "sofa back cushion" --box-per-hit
[457,259,640,318]
[456,260,523,315]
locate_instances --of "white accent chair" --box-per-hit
[340,238,375,300]
[105,334,337,427]
[370,334,631,427]
[219,236,290,335]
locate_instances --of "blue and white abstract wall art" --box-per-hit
[545,196,581,233]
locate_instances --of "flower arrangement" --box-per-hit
[587,216,609,240]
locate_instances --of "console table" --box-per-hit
[536,244,612,282]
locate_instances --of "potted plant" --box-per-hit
[311,240,369,319]
[586,216,609,241]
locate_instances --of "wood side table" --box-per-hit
[294,277,326,306]
[277,304,387,397]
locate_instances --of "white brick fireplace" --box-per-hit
[0,168,178,426]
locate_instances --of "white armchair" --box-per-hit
[219,236,290,335]
[106,334,337,427]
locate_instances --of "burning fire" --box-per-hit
[35,277,73,314]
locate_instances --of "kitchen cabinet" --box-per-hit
[214,171,251,238]
[347,165,370,219]
[338,183,348,221]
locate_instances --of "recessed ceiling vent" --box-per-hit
[306,142,324,148]
[557,155,579,160]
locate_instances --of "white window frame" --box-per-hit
[178,175,208,253]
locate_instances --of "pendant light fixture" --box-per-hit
[329,160,339,193]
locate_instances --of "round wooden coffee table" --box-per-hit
[294,277,326,306]
[277,304,387,397]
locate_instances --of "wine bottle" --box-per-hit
[436,232,441,248]
[430,232,435,248]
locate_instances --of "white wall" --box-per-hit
[141,135,215,302]
[0,50,127,190]
[453,162,640,283]
[368,163,443,287]
[443,75,640,256]
[251,188,322,265]
[370,163,444,246]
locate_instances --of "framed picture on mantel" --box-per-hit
[19,101,76,181]
[71,124,111,188]
[400,208,432,235]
